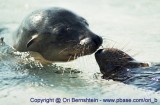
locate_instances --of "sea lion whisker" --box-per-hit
[73,43,81,50]
[73,53,77,60]
[123,48,132,53]
[67,55,72,62]
[65,40,77,43]
[111,41,117,49]
[131,52,141,57]
[58,47,69,54]
[101,36,115,42]
[82,44,86,56]
[120,41,130,51]
[85,45,89,50]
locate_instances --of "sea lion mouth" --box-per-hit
[63,46,98,61]
[69,45,99,56]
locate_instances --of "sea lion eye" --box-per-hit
[57,26,71,34]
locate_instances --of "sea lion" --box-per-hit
[95,48,149,79]
[13,7,102,63]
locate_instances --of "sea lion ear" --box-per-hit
[26,34,39,48]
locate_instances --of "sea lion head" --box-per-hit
[95,48,149,76]
[14,7,103,62]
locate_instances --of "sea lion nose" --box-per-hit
[80,35,103,47]
[93,35,103,47]
[80,37,91,45]
[95,49,104,54]
[95,49,105,59]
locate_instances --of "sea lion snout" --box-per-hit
[77,34,103,56]
[95,49,104,55]
[92,35,103,47]
[80,35,102,49]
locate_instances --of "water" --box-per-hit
[0,0,160,105]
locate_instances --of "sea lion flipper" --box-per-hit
[26,34,39,48]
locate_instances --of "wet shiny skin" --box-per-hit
[13,7,102,63]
